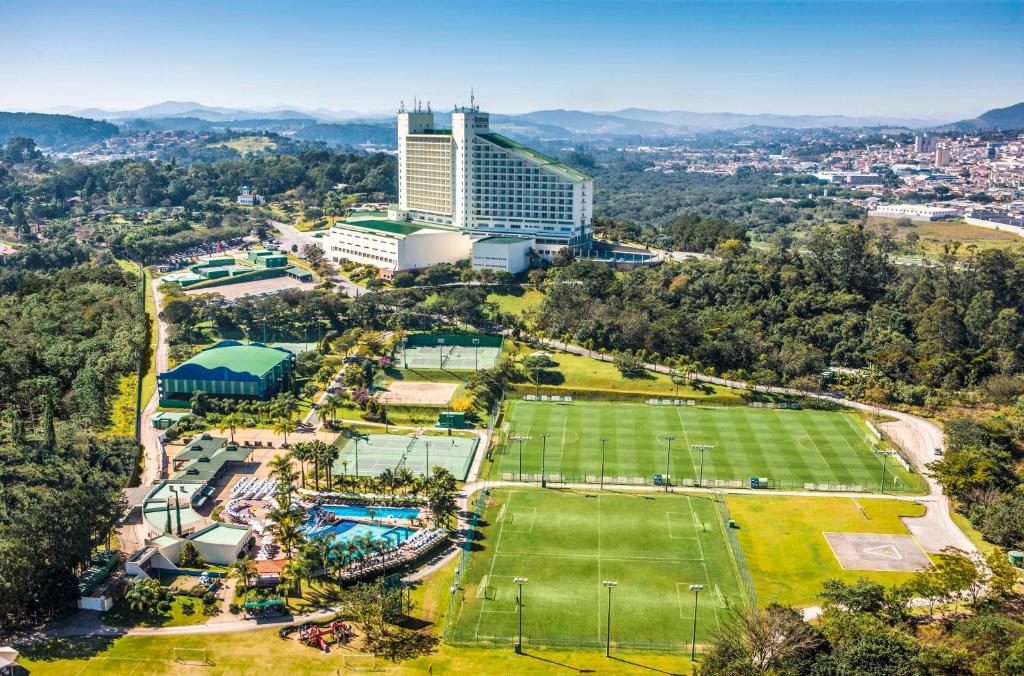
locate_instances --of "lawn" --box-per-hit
[207,135,278,154]
[725,494,928,607]
[17,632,694,675]
[868,216,1024,256]
[505,341,741,402]
[490,399,923,492]
[100,595,210,629]
[451,488,746,649]
[487,288,545,316]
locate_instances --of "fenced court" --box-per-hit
[448,488,747,649]
[490,399,924,494]
[333,432,479,481]
[395,333,503,371]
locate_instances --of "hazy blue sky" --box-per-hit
[1,0,1021,120]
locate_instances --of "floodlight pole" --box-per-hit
[473,338,480,371]
[354,438,360,479]
[664,435,675,492]
[437,337,445,370]
[534,365,541,397]
[425,440,431,481]
[603,580,618,657]
[540,433,550,488]
[517,437,525,482]
[689,584,704,661]
[692,444,714,487]
[876,450,888,494]
[514,577,528,654]
[599,437,609,490]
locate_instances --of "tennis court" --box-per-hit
[450,488,747,649]
[333,432,479,480]
[491,399,923,492]
[395,333,503,371]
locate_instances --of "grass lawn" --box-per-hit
[506,341,741,402]
[488,288,545,316]
[451,488,745,648]
[490,399,923,492]
[868,216,1024,256]
[17,631,694,675]
[100,596,210,629]
[725,494,928,607]
[207,135,278,154]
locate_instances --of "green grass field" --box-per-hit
[451,489,746,649]
[491,400,922,492]
[725,495,929,606]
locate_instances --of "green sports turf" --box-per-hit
[491,400,921,492]
[451,489,745,648]
[332,433,479,480]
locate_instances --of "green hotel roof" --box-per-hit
[476,235,533,245]
[341,218,433,237]
[171,343,292,378]
[477,133,592,182]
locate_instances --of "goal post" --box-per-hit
[173,647,211,665]
[342,653,377,671]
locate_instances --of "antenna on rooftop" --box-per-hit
[470,88,476,111]
[427,101,431,113]
[399,100,406,113]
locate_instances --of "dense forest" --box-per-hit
[0,243,145,628]
[0,112,119,150]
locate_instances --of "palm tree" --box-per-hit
[273,510,305,560]
[288,442,311,488]
[272,392,300,421]
[227,556,257,594]
[378,469,396,503]
[396,468,415,496]
[219,412,245,443]
[268,454,297,501]
[285,556,313,597]
[339,460,349,493]
[273,417,297,446]
[320,393,348,429]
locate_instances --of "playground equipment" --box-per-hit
[298,620,355,653]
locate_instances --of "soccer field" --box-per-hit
[451,489,747,649]
[491,400,921,492]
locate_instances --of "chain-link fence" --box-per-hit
[713,491,757,607]
[443,488,488,640]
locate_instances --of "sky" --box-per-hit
[0,0,1021,121]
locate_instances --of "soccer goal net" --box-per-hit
[173,647,211,665]
[342,653,378,671]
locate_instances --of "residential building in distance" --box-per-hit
[236,185,265,205]
[326,99,594,277]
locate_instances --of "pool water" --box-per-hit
[318,504,420,520]
[306,519,414,549]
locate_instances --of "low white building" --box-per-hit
[870,204,959,221]
[472,236,534,274]
[324,216,472,277]
[237,186,265,206]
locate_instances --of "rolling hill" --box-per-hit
[0,112,119,150]
[944,101,1024,131]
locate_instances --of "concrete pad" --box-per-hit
[823,532,932,572]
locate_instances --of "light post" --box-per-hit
[514,577,528,654]
[689,584,704,661]
[425,440,431,481]
[664,435,674,492]
[599,437,609,491]
[875,449,890,494]
[513,436,527,482]
[539,433,550,488]
[354,437,360,479]
[472,338,480,371]
[603,580,618,657]
[437,337,445,370]
[691,444,714,487]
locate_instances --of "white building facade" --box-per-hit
[324,217,471,277]
[397,104,593,259]
[870,204,960,221]
[471,236,534,274]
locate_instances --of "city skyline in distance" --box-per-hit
[1,0,1022,120]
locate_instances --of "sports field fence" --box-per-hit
[713,491,757,607]
[443,488,488,640]
[448,634,697,654]
[489,470,924,495]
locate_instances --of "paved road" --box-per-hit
[139,276,169,486]
[268,219,364,298]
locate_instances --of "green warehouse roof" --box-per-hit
[340,218,433,237]
[167,342,292,378]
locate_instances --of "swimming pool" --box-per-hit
[317,504,421,520]
[306,519,414,549]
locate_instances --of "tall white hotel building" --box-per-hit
[325,102,593,276]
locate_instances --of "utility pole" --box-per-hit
[425,440,431,481]
[600,437,609,490]
[664,435,674,492]
[689,584,704,661]
[540,433,550,488]
[603,580,618,657]
[876,450,889,494]
[437,337,445,370]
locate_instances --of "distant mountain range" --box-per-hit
[50,100,950,133]
[942,101,1024,131]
